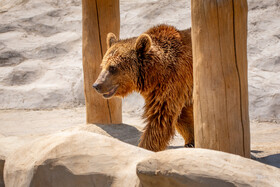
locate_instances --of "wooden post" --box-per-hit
[82,0,122,124]
[191,0,250,157]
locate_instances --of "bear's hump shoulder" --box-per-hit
[145,24,181,40]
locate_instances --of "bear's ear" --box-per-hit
[135,34,152,55]
[106,32,117,49]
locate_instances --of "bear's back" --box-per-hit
[145,25,192,67]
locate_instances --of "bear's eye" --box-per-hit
[108,66,118,74]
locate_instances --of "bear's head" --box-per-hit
[93,32,152,99]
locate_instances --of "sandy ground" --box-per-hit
[0,107,279,168]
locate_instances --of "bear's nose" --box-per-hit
[92,83,101,92]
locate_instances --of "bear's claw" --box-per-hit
[184,143,195,148]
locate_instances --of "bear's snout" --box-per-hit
[92,83,101,92]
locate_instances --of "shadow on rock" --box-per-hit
[251,150,264,154]
[255,153,280,169]
[30,164,114,187]
[168,145,184,149]
[96,123,141,146]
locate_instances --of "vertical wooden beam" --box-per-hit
[191,0,250,157]
[82,0,122,124]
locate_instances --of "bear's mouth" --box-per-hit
[102,85,119,99]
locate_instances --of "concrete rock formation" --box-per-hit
[3,130,280,187]
[4,131,152,187]
[137,149,280,187]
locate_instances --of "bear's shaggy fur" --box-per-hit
[93,25,193,152]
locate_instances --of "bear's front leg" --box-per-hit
[139,124,175,152]
[138,92,185,152]
[175,104,195,148]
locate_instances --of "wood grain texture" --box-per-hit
[191,0,250,157]
[82,0,122,124]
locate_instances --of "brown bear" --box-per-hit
[93,24,193,152]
